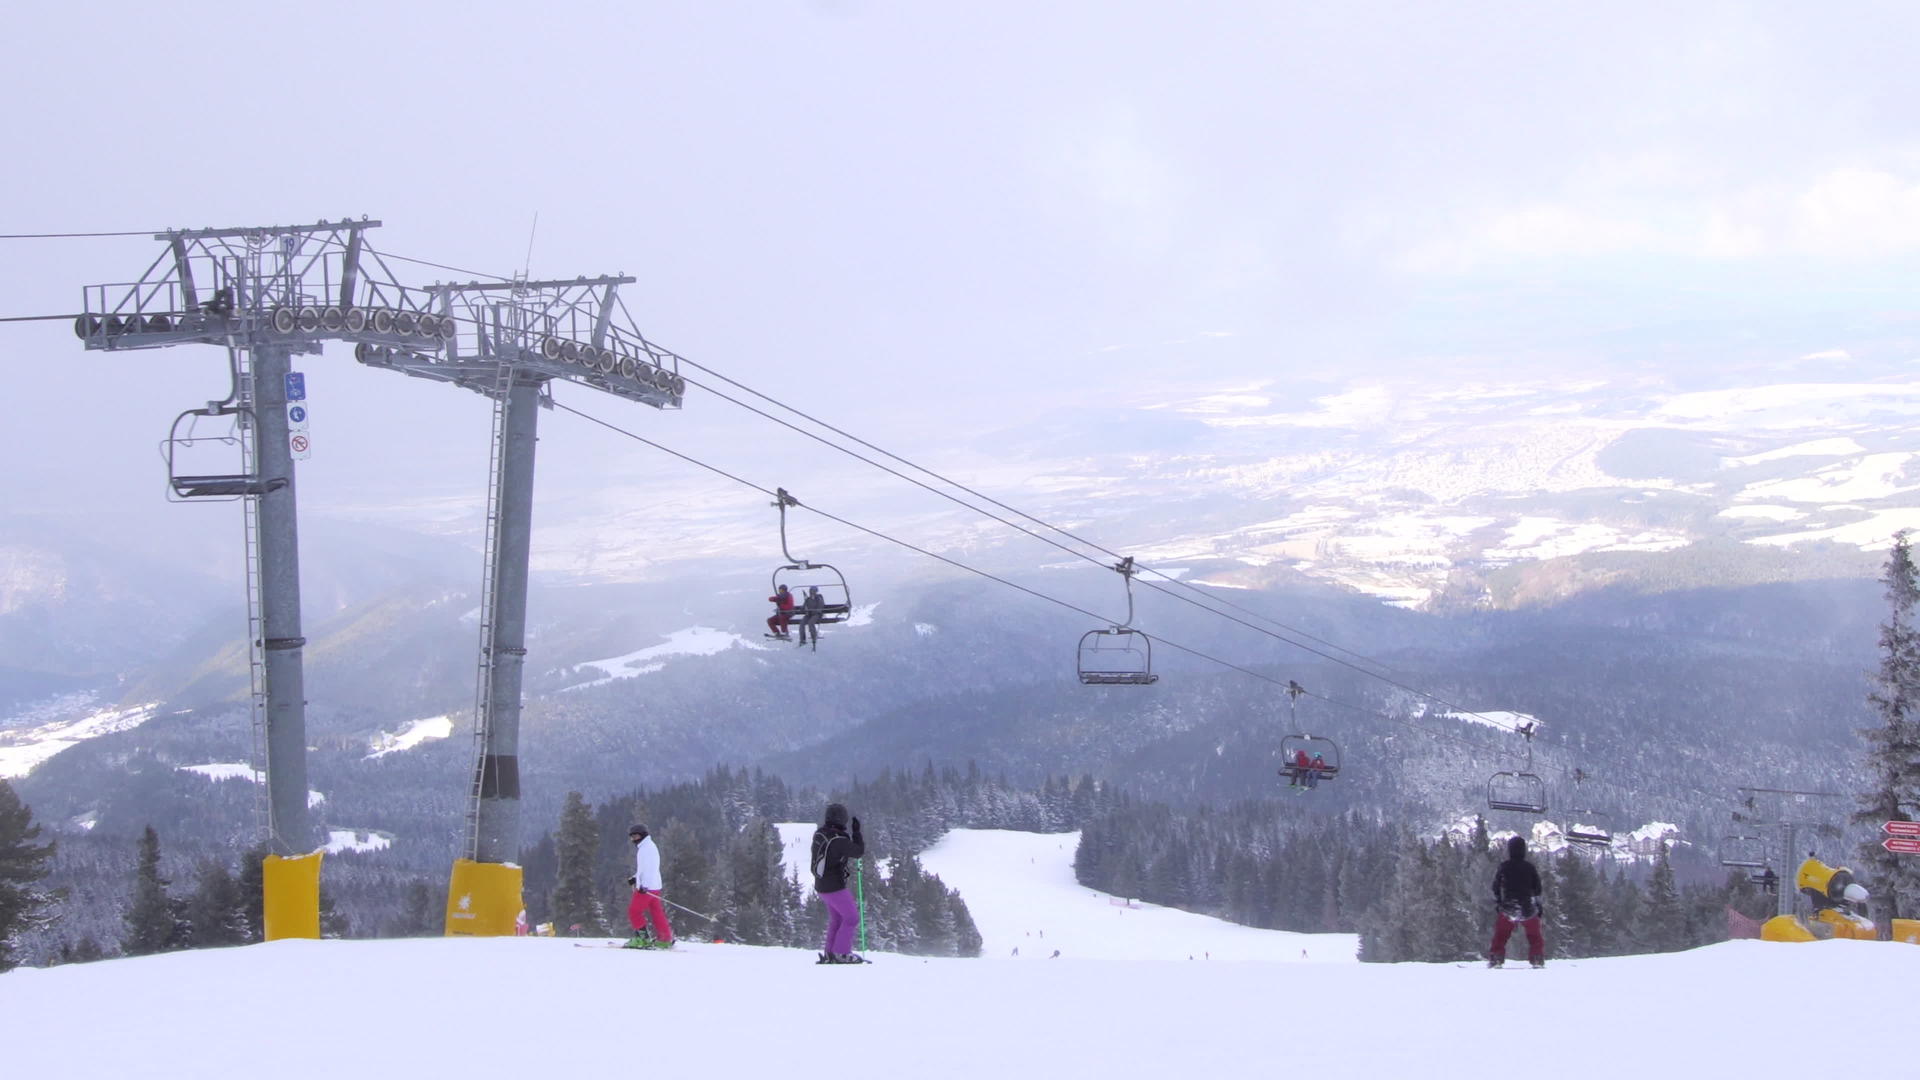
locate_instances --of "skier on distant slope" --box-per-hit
[625,824,673,949]
[810,802,866,963]
[1488,835,1544,968]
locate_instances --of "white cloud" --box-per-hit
[1396,165,1920,270]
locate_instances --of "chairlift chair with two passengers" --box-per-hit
[1077,556,1158,685]
[1277,679,1341,786]
[769,488,851,644]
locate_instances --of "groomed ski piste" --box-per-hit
[6,829,1914,1079]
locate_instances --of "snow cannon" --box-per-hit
[1796,855,1869,914]
[1760,855,1920,944]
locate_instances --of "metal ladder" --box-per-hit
[463,320,515,860]
[235,345,271,844]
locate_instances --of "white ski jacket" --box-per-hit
[632,836,663,891]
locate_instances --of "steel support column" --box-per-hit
[472,373,542,864]
[252,345,313,856]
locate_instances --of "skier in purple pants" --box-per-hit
[810,802,866,963]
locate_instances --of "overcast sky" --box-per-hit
[5,2,1920,576]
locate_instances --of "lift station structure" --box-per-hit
[78,219,685,937]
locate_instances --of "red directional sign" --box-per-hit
[1885,820,1920,837]
[1884,837,1920,855]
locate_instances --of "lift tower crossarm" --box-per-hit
[150,219,384,241]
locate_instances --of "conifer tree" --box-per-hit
[236,842,268,944]
[0,778,56,971]
[1855,531,1920,930]
[549,791,606,937]
[185,859,249,948]
[1642,842,1682,952]
[393,880,439,937]
[124,825,186,956]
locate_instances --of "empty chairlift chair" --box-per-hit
[1076,556,1158,685]
[1077,628,1158,685]
[163,404,287,501]
[1485,718,1548,814]
[1719,835,1770,869]
[1487,771,1550,814]
[1561,814,1613,849]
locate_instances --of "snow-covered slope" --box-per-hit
[7,828,1916,1077]
[0,702,158,779]
[5,926,1912,1078]
[920,828,1356,963]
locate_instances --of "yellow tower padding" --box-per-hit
[445,858,524,937]
[263,851,324,941]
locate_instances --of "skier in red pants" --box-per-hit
[766,584,795,639]
[1488,835,1544,967]
[625,824,673,948]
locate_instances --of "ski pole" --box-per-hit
[855,857,866,953]
[659,896,718,922]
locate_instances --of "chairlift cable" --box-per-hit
[655,347,1527,734]
[0,229,160,239]
[549,396,1543,767]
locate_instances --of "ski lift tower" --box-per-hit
[77,218,439,938]
[1731,786,1851,918]
[355,273,684,933]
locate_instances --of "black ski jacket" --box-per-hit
[1493,857,1542,918]
[810,822,865,894]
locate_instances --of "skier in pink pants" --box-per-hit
[809,802,866,963]
[625,824,673,948]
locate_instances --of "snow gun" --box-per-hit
[1759,855,1920,944]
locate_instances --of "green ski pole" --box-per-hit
[855,857,866,953]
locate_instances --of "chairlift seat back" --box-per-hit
[1077,628,1157,686]
[1487,771,1549,814]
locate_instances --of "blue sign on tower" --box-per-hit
[286,372,306,401]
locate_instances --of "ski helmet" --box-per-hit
[629,824,649,840]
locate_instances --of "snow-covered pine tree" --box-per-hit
[0,778,56,971]
[1855,530,1920,934]
[184,859,249,947]
[549,791,606,937]
[123,825,186,956]
[1640,842,1682,953]
[397,879,438,936]
[236,842,268,943]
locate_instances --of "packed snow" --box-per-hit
[1724,437,1865,465]
[1431,709,1539,734]
[572,626,766,687]
[1737,452,1920,504]
[0,703,159,779]
[365,715,456,759]
[1749,507,1920,550]
[921,829,1357,963]
[175,763,325,807]
[4,828,1916,1079]
[322,829,392,855]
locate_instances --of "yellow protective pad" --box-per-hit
[263,851,324,941]
[445,859,525,937]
